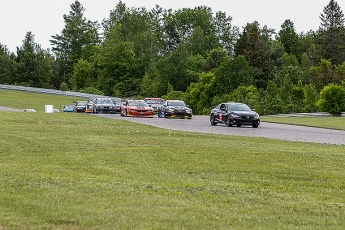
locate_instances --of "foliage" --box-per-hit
[0,44,16,84]
[79,87,104,95]
[185,72,217,114]
[317,83,345,115]
[59,82,69,91]
[303,83,319,112]
[16,33,54,88]
[72,59,93,91]
[317,0,345,65]
[229,85,260,110]
[95,24,138,97]
[50,0,100,87]
[3,1,345,116]
[277,19,301,58]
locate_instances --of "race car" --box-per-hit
[120,100,154,118]
[158,100,192,119]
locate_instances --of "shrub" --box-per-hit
[317,84,345,116]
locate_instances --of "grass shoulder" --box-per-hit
[261,115,345,130]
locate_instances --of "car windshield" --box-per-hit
[145,99,164,104]
[97,98,113,104]
[77,101,87,106]
[115,102,125,106]
[128,101,148,107]
[167,101,186,106]
[227,104,251,111]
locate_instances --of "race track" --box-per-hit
[96,114,345,145]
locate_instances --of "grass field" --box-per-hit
[1,89,345,229]
[261,116,345,131]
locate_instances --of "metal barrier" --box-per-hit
[0,84,122,102]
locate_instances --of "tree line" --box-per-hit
[1,0,345,115]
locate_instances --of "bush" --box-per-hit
[79,87,104,95]
[317,84,345,116]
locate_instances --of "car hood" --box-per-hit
[97,103,114,106]
[128,106,152,109]
[166,106,190,110]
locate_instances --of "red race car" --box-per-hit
[120,100,154,118]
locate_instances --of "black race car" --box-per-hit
[158,100,192,119]
[73,100,87,113]
[210,102,260,128]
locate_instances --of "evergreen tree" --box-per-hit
[50,0,100,87]
[317,0,345,65]
[15,32,53,88]
[277,20,301,58]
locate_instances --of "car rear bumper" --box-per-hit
[165,111,192,119]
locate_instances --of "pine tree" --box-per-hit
[318,0,345,65]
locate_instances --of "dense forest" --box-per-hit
[1,0,345,115]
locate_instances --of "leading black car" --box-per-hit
[210,102,260,128]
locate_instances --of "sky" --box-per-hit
[0,0,337,52]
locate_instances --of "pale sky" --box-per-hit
[0,0,337,52]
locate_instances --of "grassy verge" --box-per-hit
[0,89,84,112]
[0,113,344,229]
[1,89,345,229]
[261,115,345,130]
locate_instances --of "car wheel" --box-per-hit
[252,124,259,128]
[225,116,232,127]
[210,114,217,125]
[237,124,242,127]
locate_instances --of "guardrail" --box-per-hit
[0,84,122,102]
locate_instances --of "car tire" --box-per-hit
[237,124,242,127]
[225,116,232,127]
[210,114,217,125]
[252,124,259,128]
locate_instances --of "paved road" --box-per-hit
[96,114,345,145]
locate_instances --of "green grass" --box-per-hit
[1,89,345,229]
[261,115,345,130]
[0,89,84,112]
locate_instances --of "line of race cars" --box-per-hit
[65,97,260,128]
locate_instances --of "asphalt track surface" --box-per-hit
[1,106,343,145]
[96,114,345,145]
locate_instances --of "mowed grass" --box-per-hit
[0,89,84,112]
[261,115,345,131]
[1,89,345,229]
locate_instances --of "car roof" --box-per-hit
[145,98,163,100]
[224,102,245,105]
[166,100,183,102]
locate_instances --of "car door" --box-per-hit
[218,103,228,122]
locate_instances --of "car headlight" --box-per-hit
[254,114,260,119]
[232,114,240,118]
[169,109,174,112]
[185,109,191,113]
